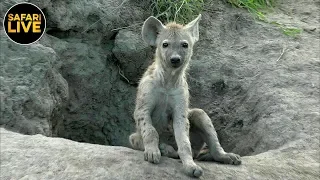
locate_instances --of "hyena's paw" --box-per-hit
[129,133,144,150]
[159,143,179,159]
[214,152,242,165]
[183,162,203,178]
[144,147,161,164]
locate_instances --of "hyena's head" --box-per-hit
[142,15,201,69]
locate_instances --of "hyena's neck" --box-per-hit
[154,56,189,88]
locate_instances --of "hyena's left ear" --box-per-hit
[184,14,202,42]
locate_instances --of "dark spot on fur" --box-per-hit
[138,103,145,110]
[138,118,143,121]
[182,115,186,118]
[143,130,146,134]
[143,122,146,126]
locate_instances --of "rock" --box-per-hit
[0,0,319,179]
[29,0,51,9]
[0,0,23,22]
[112,29,154,83]
[0,31,68,136]
[1,128,319,179]
[41,0,150,43]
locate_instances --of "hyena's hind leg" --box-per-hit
[129,132,144,151]
[188,108,241,165]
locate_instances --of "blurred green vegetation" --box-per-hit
[227,0,275,20]
[150,0,205,24]
[228,0,301,37]
[150,0,301,37]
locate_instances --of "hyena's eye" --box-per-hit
[162,42,169,48]
[182,42,188,48]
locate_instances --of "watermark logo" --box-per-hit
[3,2,46,45]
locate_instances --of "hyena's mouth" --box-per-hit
[171,63,182,68]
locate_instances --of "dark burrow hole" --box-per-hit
[50,70,262,160]
[49,45,261,157]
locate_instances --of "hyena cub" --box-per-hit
[129,14,241,178]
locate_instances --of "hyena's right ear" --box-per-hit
[142,16,166,46]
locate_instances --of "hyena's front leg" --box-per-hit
[134,101,161,164]
[173,105,203,177]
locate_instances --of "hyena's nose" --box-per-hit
[170,57,181,64]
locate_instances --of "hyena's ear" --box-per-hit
[184,14,201,42]
[142,16,166,46]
